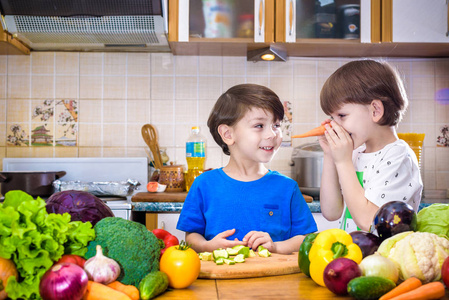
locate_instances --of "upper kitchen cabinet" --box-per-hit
[0,22,30,55]
[169,0,275,55]
[382,0,448,43]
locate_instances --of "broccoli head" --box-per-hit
[84,217,160,286]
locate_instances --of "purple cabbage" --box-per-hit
[46,190,114,226]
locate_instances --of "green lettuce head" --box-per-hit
[417,203,449,238]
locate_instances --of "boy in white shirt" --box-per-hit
[318,60,423,232]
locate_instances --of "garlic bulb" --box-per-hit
[84,245,120,284]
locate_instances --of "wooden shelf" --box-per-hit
[0,31,30,55]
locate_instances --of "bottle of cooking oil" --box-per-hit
[185,126,206,192]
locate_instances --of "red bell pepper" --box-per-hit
[152,228,180,258]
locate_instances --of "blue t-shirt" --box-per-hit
[176,168,317,242]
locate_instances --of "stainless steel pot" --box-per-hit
[290,142,323,197]
[0,171,66,197]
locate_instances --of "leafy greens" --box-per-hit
[0,190,95,299]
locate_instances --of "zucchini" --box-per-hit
[347,276,396,300]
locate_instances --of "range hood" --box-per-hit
[0,0,170,52]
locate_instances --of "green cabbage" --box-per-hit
[417,203,449,238]
[0,190,95,299]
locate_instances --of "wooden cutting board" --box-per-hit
[132,192,188,202]
[199,252,300,279]
[132,192,313,203]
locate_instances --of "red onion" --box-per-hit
[39,263,88,300]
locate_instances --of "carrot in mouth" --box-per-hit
[292,125,327,138]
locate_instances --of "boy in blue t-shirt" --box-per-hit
[177,84,317,254]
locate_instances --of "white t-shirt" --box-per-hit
[341,139,423,232]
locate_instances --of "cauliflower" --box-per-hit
[377,231,449,283]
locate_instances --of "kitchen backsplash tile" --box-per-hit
[55,52,79,75]
[31,52,54,75]
[80,53,103,75]
[31,75,54,98]
[79,76,103,99]
[8,75,30,99]
[2,53,448,192]
[55,76,79,99]
[104,53,127,76]
[127,76,151,100]
[103,76,126,100]
[127,53,151,76]
[7,55,30,75]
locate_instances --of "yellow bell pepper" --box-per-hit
[308,228,363,287]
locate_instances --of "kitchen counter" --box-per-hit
[132,194,443,213]
[155,273,449,300]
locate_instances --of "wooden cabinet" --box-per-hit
[383,0,448,43]
[0,23,30,55]
[168,0,449,57]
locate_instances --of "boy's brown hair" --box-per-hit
[320,59,408,126]
[207,83,284,155]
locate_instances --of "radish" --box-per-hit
[323,258,362,295]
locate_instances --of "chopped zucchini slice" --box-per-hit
[258,249,271,258]
[232,245,245,251]
[215,258,224,265]
[226,247,239,256]
[200,252,213,261]
[249,249,256,257]
[223,258,236,265]
[234,254,245,263]
[237,246,250,258]
[213,249,229,260]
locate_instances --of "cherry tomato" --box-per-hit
[159,241,201,289]
[147,181,159,192]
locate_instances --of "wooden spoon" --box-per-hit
[141,124,163,169]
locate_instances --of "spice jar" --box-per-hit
[237,14,254,38]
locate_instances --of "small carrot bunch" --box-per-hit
[379,277,445,300]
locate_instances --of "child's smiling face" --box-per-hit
[231,107,282,164]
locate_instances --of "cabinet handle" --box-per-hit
[447,0,449,37]
[286,0,296,42]
[254,0,265,42]
[259,0,264,36]
[289,0,294,36]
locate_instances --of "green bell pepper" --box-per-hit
[298,232,318,277]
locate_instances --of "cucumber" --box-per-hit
[223,258,236,265]
[139,271,169,300]
[347,276,396,300]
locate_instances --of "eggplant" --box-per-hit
[349,231,381,258]
[370,201,417,242]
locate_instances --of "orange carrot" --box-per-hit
[82,281,132,300]
[379,277,422,300]
[387,281,445,300]
[107,281,139,300]
[292,125,326,138]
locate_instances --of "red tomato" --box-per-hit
[442,256,449,288]
[159,241,200,289]
[56,254,86,268]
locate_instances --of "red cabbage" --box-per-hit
[46,190,114,226]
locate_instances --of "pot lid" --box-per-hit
[291,142,324,158]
